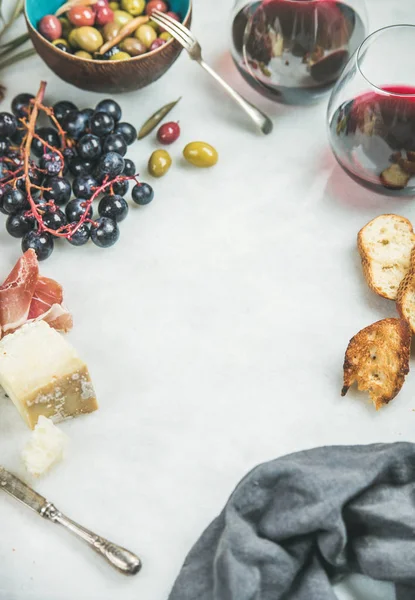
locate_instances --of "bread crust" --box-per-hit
[342,318,411,410]
[397,247,415,333]
[358,214,415,300]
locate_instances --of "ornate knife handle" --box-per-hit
[41,503,141,575]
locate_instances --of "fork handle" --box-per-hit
[197,59,273,135]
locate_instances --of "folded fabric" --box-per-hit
[168,443,415,600]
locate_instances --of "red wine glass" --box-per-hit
[328,25,415,196]
[230,0,368,105]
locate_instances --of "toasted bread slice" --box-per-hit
[358,214,415,300]
[342,318,411,410]
[397,247,415,333]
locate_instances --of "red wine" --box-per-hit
[231,0,365,105]
[329,86,415,194]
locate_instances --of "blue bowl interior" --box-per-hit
[26,0,190,29]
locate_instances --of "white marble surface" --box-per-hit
[0,0,414,599]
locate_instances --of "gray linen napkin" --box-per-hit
[168,444,415,600]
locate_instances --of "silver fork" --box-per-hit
[151,10,273,135]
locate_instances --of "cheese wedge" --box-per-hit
[0,320,98,429]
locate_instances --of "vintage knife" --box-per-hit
[0,466,141,575]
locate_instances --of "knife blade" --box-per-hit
[0,466,141,575]
[0,466,47,514]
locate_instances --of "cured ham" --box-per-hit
[28,276,73,332]
[0,249,38,336]
[0,250,72,338]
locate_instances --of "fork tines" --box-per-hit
[151,10,193,48]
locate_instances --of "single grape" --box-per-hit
[6,211,35,238]
[114,121,137,145]
[3,187,27,214]
[132,182,154,205]
[69,157,94,177]
[95,99,121,122]
[0,112,17,138]
[22,230,54,261]
[65,198,93,222]
[11,93,34,118]
[67,222,90,246]
[98,194,128,222]
[40,151,63,175]
[0,184,10,214]
[111,178,129,196]
[31,127,61,157]
[53,100,78,123]
[77,133,102,160]
[90,111,114,136]
[97,151,124,177]
[73,174,97,198]
[62,110,89,140]
[62,146,77,174]
[103,133,127,156]
[10,126,26,145]
[0,163,9,181]
[123,158,136,176]
[81,107,94,121]
[15,170,43,199]
[43,209,67,230]
[0,137,10,157]
[90,216,119,247]
[43,176,72,205]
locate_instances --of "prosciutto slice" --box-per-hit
[0,249,39,336]
[0,250,72,338]
[28,276,73,332]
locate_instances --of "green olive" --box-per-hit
[102,21,121,42]
[75,50,93,59]
[148,20,159,31]
[68,28,80,49]
[52,38,69,48]
[160,31,172,42]
[109,1,120,9]
[120,37,147,56]
[113,9,133,27]
[135,23,157,48]
[76,26,104,53]
[183,142,218,168]
[58,17,72,38]
[120,0,145,16]
[148,149,172,178]
[110,51,131,60]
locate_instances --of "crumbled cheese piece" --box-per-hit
[0,321,98,429]
[22,416,67,477]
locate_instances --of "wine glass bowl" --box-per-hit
[328,25,415,196]
[230,0,367,105]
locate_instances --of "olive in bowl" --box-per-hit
[25,0,192,93]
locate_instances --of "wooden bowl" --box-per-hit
[25,0,191,93]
